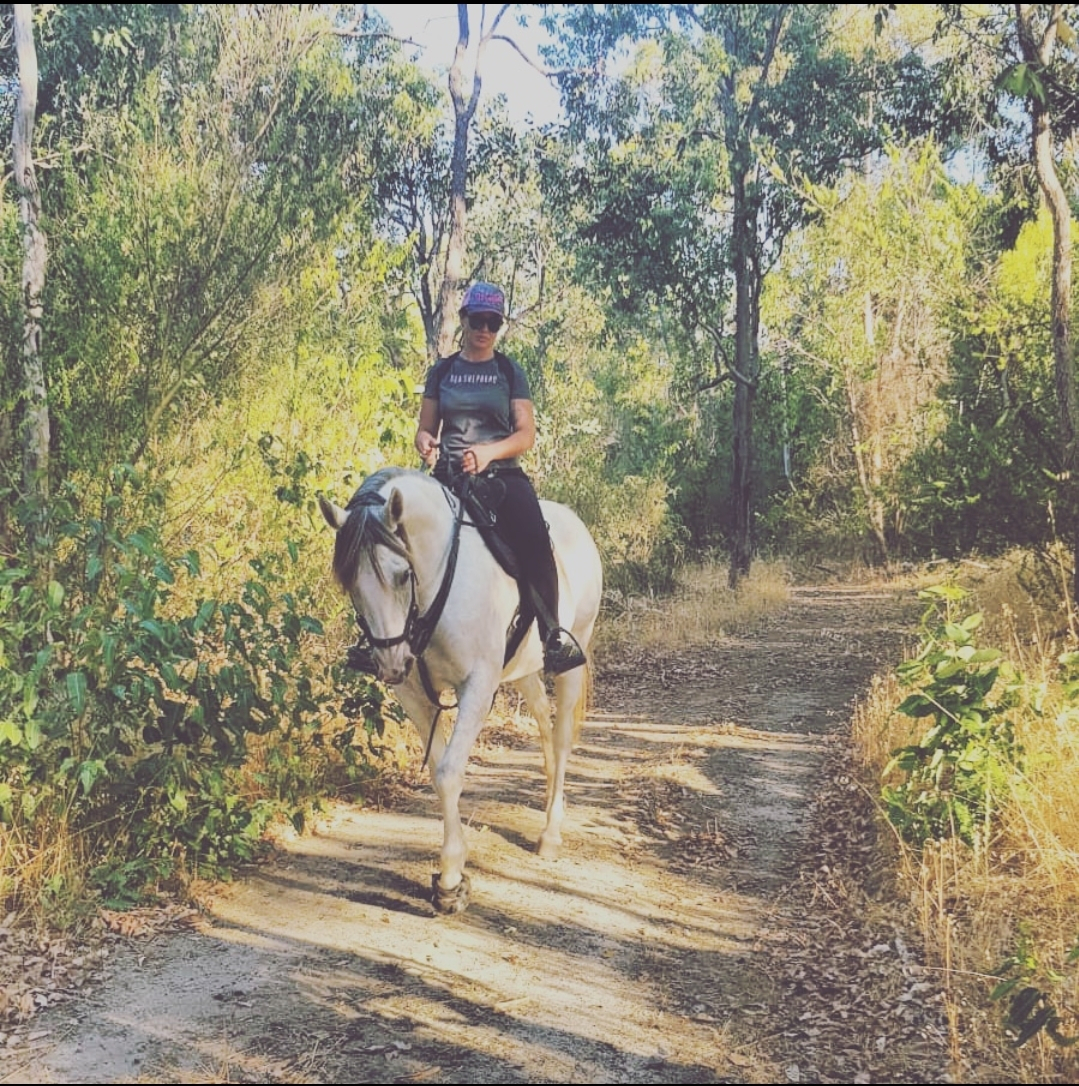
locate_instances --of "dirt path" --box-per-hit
[14,585,951,1084]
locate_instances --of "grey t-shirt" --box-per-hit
[423,352,532,471]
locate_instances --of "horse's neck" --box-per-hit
[401,479,459,594]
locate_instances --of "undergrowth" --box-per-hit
[0,475,390,924]
[853,549,1079,1083]
[595,555,790,655]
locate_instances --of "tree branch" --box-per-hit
[331,5,417,43]
[697,372,733,393]
[483,4,513,39]
[745,5,792,136]
[490,33,573,78]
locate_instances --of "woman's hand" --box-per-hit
[461,445,493,475]
[415,397,441,468]
[416,431,440,468]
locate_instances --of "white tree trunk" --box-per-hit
[434,4,510,358]
[1016,4,1079,600]
[13,4,49,502]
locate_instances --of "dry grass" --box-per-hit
[595,556,791,655]
[851,548,1079,1083]
[0,813,90,929]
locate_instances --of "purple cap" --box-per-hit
[459,282,505,316]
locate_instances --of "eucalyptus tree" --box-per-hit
[10,4,48,517]
[1012,4,1079,597]
[437,3,503,356]
[766,142,979,560]
[543,4,939,582]
[362,55,452,360]
[406,4,560,359]
[930,4,1079,588]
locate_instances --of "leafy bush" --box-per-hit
[0,482,378,908]
[883,585,1024,848]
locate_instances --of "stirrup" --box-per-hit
[345,640,377,675]
[543,629,587,675]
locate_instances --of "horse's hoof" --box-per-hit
[537,835,561,860]
[431,872,471,915]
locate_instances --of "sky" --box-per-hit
[374,4,563,128]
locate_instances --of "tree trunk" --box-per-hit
[728,164,760,588]
[1016,4,1079,601]
[12,3,50,509]
[720,7,788,589]
[435,4,485,359]
[435,6,473,358]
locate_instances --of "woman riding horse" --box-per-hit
[350,281,585,677]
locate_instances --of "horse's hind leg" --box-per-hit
[516,668,579,860]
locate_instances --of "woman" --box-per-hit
[414,281,586,675]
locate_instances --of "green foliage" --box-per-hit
[900,209,1064,557]
[509,294,691,590]
[883,585,1024,848]
[0,481,373,904]
[991,934,1079,1048]
[33,5,371,485]
[764,141,980,560]
[89,856,174,911]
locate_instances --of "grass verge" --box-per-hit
[595,556,790,656]
[852,548,1079,1083]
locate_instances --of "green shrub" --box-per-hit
[882,585,1024,849]
[0,482,377,907]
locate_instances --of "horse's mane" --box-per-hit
[331,468,416,589]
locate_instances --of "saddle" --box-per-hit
[442,472,535,666]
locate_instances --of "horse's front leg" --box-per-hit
[429,674,498,914]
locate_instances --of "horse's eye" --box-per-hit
[396,569,410,588]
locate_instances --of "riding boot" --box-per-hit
[495,470,587,675]
[529,548,587,675]
[543,626,587,675]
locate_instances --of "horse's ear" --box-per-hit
[319,495,348,531]
[384,487,405,532]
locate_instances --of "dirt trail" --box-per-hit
[14,585,951,1084]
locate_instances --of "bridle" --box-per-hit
[350,484,468,763]
[351,564,422,655]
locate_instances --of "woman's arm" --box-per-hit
[415,397,441,467]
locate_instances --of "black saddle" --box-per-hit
[441,471,534,665]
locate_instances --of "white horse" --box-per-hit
[319,468,602,914]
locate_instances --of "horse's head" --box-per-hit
[320,478,418,686]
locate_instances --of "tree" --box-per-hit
[11,4,49,515]
[544,4,933,583]
[1012,3,1079,599]
[403,4,558,360]
[31,6,369,485]
[766,142,977,560]
[436,3,496,355]
[363,56,452,359]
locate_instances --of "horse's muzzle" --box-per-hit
[377,652,415,686]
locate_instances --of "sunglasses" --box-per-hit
[467,313,504,332]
